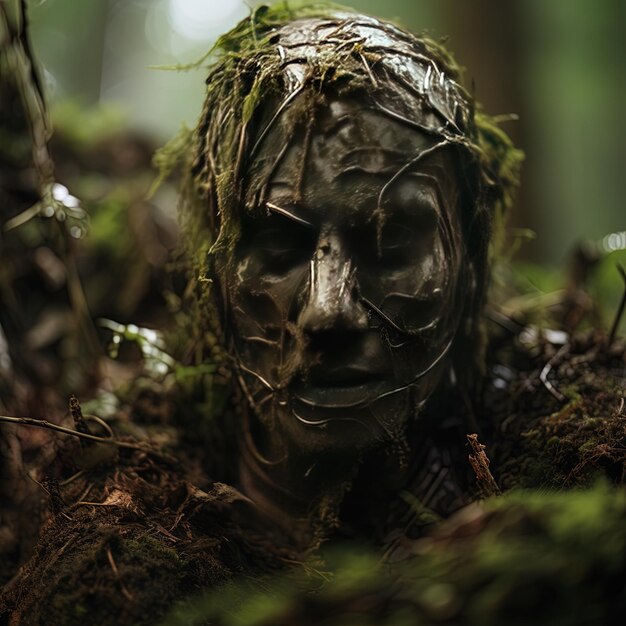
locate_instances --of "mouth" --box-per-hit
[292,366,388,409]
[307,365,382,387]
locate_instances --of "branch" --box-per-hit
[0,414,173,462]
[467,433,500,498]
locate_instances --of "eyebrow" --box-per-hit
[333,165,400,179]
[266,201,314,228]
[333,147,419,179]
[333,144,451,181]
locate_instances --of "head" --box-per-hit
[181,4,521,467]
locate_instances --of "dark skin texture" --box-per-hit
[226,97,467,530]
[187,13,497,541]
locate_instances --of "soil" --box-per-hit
[1,324,625,625]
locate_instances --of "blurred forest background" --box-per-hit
[2,2,626,618]
[3,0,623,410]
[27,0,625,268]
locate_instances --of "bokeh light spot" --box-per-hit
[168,0,246,40]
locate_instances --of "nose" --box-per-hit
[298,228,368,335]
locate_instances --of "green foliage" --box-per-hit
[497,247,626,333]
[590,249,626,331]
[165,483,626,626]
[511,260,564,295]
[99,319,175,377]
[474,111,524,257]
[87,196,128,258]
[149,123,194,198]
[52,100,125,147]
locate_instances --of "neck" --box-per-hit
[237,413,362,548]
[236,387,472,549]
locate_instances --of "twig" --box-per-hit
[608,263,626,347]
[485,308,524,335]
[69,394,91,435]
[358,50,378,88]
[149,522,180,543]
[107,547,134,602]
[71,483,94,505]
[26,473,73,521]
[60,469,86,486]
[467,433,500,498]
[539,343,569,402]
[0,414,171,461]
[85,414,114,439]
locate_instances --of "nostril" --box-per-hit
[298,277,369,335]
[299,301,369,336]
[305,327,363,353]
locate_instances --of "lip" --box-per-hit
[305,365,383,388]
[292,369,388,410]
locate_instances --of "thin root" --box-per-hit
[539,344,569,402]
[107,547,134,602]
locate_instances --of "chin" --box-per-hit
[277,399,401,457]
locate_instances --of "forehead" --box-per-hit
[308,100,434,176]
[243,96,460,223]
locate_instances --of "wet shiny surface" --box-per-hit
[227,98,466,452]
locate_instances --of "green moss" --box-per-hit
[164,484,626,626]
[124,535,184,567]
[180,0,522,268]
[578,438,599,454]
[7,523,193,626]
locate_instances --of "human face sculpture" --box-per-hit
[226,96,466,456]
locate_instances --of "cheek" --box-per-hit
[359,235,458,333]
[228,259,307,343]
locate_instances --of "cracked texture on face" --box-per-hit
[182,7,522,471]
[227,97,466,453]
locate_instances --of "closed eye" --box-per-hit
[380,223,414,252]
[242,214,316,275]
[351,219,431,269]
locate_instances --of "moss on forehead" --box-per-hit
[177,1,520,262]
[160,1,523,402]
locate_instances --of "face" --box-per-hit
[225,98,466,456]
